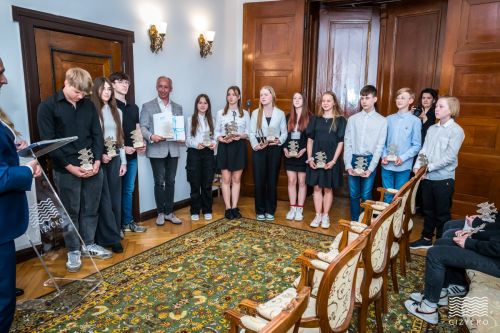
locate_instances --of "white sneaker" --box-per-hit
[286,206,296,220]
[66,250,82,272]
[204,213,213,220]
[410,289,449,306]
[321,214,330,229]
[294,207,304,221]
[310,214,322,228]
[82,244,112,259]
[191,214,200,221]
[404,299,438,324]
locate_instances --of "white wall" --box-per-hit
[0,0,245,215]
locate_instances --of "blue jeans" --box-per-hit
[121,158,138,227]
[381,168,411,203]
[348,154,376,221]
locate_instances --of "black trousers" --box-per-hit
[150,155,178,215]
[96,157,122,246]
[252,145,282,215]
[421,178,454,239]
[186,148,215,214]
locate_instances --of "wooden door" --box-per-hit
[377,0,447,115]
[315,8,380,117]
[35,29,122,130]
[241,0,305,199]
[439,0,500,215]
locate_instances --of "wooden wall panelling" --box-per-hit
[439,0,500,215]
[377,0,447,116]
[242,0,305,199]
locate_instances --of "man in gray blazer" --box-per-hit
[140,76,184,225]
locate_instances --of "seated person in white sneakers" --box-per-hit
[405,224,500,324]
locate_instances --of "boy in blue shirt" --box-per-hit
[381,87,422,202]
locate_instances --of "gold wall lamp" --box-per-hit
[149,22,167,53]
[198,31,215,58]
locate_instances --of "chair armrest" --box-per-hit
[238,299,258,314]
[338,219,353,230]
[302,248,319,259]
[224,309,244,332]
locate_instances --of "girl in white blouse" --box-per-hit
[214,86,250,220]
[185,94,216,221]
[91,77,126,255]
[250,86,287,221]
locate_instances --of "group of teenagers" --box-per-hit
[31,66,469,273]
[2,56,499,331]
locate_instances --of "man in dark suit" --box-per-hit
[0,57,41,332]
[140,76,184,226]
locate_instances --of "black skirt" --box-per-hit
[284,155,307,172]
[216,140,248,171]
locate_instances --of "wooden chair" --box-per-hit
[299,199,400,333]
[234,231,369,333]
[224,286,311,333]
[403,167,426,263]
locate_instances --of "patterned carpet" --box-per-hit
[12,218,466,332]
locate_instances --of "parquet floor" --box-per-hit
[15,195,424,301]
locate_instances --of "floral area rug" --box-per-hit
[12,218,467,332]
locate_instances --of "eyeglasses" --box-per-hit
[115,80,130,85]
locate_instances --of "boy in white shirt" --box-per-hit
[343,85,387,221]
[410,96,465,249]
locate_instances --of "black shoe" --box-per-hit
[225,209,234,220]
[15,288,24,297]
[232,208,242,219]
[111,243,124,253]
[409,238,433,249]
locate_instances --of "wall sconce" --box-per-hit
[198,31,215,58]
[148,22,167,54]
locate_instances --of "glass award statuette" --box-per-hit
[476,202,497,223]
[131,124,145,148]
[256,128,267,145]
[104,136,117,158]
[315,151,327,168]
[417,152,429,167]
[288,140,299,157]
[267,126,276,142]
[386,144,398,162]
[202,131,212,147]
[225,121,238,138]
[78,148,94,171]
[353,156,367,175]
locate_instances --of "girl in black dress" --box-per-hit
[283,92,310,221]
[306,91,347,229]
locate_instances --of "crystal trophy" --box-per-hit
[267,126,276,142]
[417,152,429,168]
[104,136,117,158]
[256,128,267,145]
[202,130,212,147]
[353,156,367,175]
[224,121,238,138]
[288,140,299,157]
[386,144,398,162]
[131,123,145,148]
[315,151,327,168]
[476,202,497,223]
[78,148,94,171]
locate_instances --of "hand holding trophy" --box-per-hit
[353,156,367,175]
[202,131,212,147]
[104,136,118,158]
[78,148,94,171]
[131,124,145,148]
[386,144,398,162]
[314,151,327,168]
[287,140,299,157]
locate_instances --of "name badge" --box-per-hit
[291,131,301,140]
